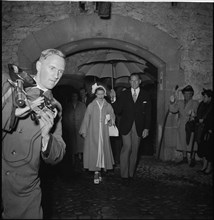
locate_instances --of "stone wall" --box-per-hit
[2,1,213,93]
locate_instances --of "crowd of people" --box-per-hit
[169,85,213,173]
[2,48,213,219]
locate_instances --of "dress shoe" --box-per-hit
[94,172,100,184]
[98,172,102,182]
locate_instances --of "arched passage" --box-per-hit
[17,14,182,160]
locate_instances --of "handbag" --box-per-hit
[108,125,119,137]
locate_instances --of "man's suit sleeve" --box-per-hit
[111,92,124,115]
[145,93,152,129]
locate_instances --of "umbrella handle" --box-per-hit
[111,64,114,89]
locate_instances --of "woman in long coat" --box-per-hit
[79,84,115,184]
[169,85,199,164]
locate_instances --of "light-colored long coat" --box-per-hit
[79,99,115,171]
[169,99,199,152]
[2,86,66,219]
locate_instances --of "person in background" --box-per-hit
[2,49,66,219]
[196,89,213,174]
[79,83,115,184]
[79,87,88,105]
[84,82,96,106]
[110,73,152,180]
[69,92,86,168]
[169,85,199,165]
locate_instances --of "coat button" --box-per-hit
[11,150,16,155]
[5,171,10,175]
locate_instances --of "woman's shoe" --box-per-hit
[98,172,102,182]
[94,172,100,184]
[200,167,207,172]
[204,168,212,175]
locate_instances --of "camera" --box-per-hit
[38,95,56,113]
[14,79,27,108]
[7,64,58,121]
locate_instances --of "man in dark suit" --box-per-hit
[110,73,152,179]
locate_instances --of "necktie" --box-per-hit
[43,90,53,100]
[25,87,43,101]
[133,89,137,102]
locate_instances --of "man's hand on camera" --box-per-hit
[15,96,45,118]
[29,96,45,110]
[39,109,55,151]
[39,109,54,137]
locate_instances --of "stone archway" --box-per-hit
[18,14,183,160]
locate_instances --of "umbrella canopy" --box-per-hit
[78,51,147,88]
[80,51,146,64]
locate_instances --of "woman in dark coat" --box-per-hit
[196,89,213,174]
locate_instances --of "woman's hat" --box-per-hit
[181,85,194,94]
[201,88,213,97]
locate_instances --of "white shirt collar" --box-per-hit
[131,87,140,95]
[33,77,48,92]
[36,84,48,92]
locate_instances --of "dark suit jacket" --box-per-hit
[112,87,152,137]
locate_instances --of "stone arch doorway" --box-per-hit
[18,14,182,160]
[58,38,160,157]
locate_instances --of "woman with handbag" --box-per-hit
[79,83,115,184]
[169,85,199,165]
[196,89,213,174]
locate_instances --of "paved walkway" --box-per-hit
[40,156,213,219]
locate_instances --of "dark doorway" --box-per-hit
[139,63,158,156]
[54,48,158,157]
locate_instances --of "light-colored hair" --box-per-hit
[38,49,65,62]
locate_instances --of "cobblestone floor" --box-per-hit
[40,156,213,219]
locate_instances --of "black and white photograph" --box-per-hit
[2,0,213,219]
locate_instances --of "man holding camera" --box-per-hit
[2,49,66,219]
